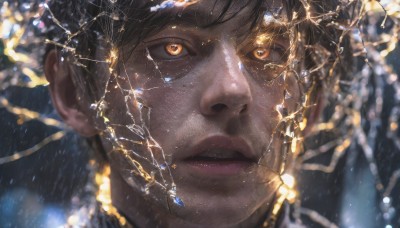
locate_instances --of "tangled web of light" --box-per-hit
[0,0,399,227]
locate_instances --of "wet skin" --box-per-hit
[45,0,302,227]
[102,0,301,226]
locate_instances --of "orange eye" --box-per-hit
[252,47,271,61]
[165,43,184,56]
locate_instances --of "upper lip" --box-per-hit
[180,135,257,162]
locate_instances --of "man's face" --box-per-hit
[94,0,301,226]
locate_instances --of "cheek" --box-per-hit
[141,80,198,140]
[252,78,285,119]
[251,76,301,171]
[253,74,301,118]
[103,76,142,124]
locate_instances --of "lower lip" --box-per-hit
[183,160,254,176]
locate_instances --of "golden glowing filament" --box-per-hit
[291,137,298,154]
[165,43,183,56]
[107,47,118,72]
[281,173,295,188]
[253,47,271,61]
[270,173,297,218]
[255,33,273,46]
[95,164,127,226]
[299,118,307,131]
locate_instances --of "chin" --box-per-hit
[173,204,256,227]
[169,185,274,227]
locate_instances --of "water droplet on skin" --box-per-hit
[300,70,310,78]
[300,70,311,85]
[284,90,292,100]
[238,61,243,71]
[163,76,172,83]
[172,196,184,207]
[134,88,143,95]
[160,164,167,170]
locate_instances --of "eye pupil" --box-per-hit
[253,48,270,60]
[165,43,183,56]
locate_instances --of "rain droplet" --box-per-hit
[134,88,143,95]
[90,103,97,110]
[172,196,184,207]
[300,70,310,78]
[284,90,292,100]
[160,163,167,170]
[238,61,244,71]
[163,76,172,83]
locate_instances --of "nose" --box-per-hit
[200,43,252,116]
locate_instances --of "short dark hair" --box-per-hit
[42,0,353,104]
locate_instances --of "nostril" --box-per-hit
[211,103,227,112]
